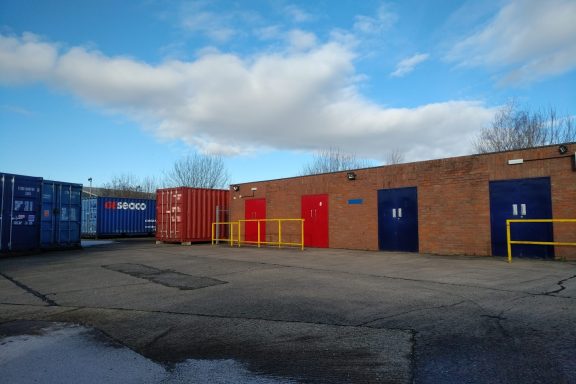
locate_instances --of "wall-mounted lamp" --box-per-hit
[232,185,240,191]
[559,145,568,154]
[507,159,524,165]
[347,172,357,181]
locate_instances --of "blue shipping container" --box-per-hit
[1,173,43,252]
[41,180,82,249]
[82,197,156,237]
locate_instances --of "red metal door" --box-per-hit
[302,194,328,248]
[244,198,266,243]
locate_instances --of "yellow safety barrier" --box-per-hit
[238,218,305,250]
[211,221,239,247]
[506,219,576,263]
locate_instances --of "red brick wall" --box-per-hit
[230,144,576,260]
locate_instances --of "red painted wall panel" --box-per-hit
[156,187,229,243]
[302,194,328,248]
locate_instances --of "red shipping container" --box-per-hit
[156,187,229,244]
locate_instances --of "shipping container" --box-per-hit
[41,180,82,249]
[0,173,43,253]
[156,187,229,244]
[82,197,156,238]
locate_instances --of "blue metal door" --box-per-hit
[0,173,42,252]
[41,181,82,248]
[378,187,418,252]
[489,177,553,258]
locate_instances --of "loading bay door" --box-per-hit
[301,194,329,248]
[489,177,554,258]
[377,187,419,252]
[244,198,266,243]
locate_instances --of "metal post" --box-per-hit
[238,221,242,247]
[230,223,234,247]
[215,206,220,245]
[257,220,261,248]
[278,220,281,248]
[301,219,304,251]
[506,220,512,263]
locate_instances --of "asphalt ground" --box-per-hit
[0,240,575,383]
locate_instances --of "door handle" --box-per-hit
[521,204,526,216]
[512,204,518,216]
[398,208,402,218]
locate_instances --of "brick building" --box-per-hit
[229,144,576,260]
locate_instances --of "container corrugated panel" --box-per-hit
[1,173,43,253]
[156,187,229,243]
[41,180,82,249]
[81,197,156,238]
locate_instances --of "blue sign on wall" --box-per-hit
[348,199,363,205]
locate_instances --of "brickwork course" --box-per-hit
[229,144,576,260]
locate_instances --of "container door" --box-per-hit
[489,177,553,258]
[301,194,329,248]
[58,184,81,246]
[81,198,97,237]
[0,174,8,251]
[244,199,266,244]
[41,182,56,246]
[1,174,42,252]
[156,190,172,240]
[378,187,419,252]
[157,189,183,241]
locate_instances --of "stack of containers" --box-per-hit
[156,187,229,244]
[81,197,156,238]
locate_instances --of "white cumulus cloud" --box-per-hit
[0,33,494,161]
[391,53,430,77]
[0,33,58,84]
[447,0,576,85]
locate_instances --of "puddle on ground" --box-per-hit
[0,322,295,384]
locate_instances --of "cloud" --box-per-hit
[0,32,58,84]
[353,4,398,34]
[0,104,34,116]
[0,33,494,161]
[255,26,282,41]
[447,0,576,85]
[391,53,429,77]
[284,5,313,23]
[181,10,236,43]
[286,30,317,51]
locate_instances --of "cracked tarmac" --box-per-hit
[0,240,575,383]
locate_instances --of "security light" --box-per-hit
[347,172,357,180]
[232,185,240,191]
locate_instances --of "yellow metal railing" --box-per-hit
[211,221,239,246]
[212,218,305,250]
[238,219,305,250]
[506,219,576,263]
